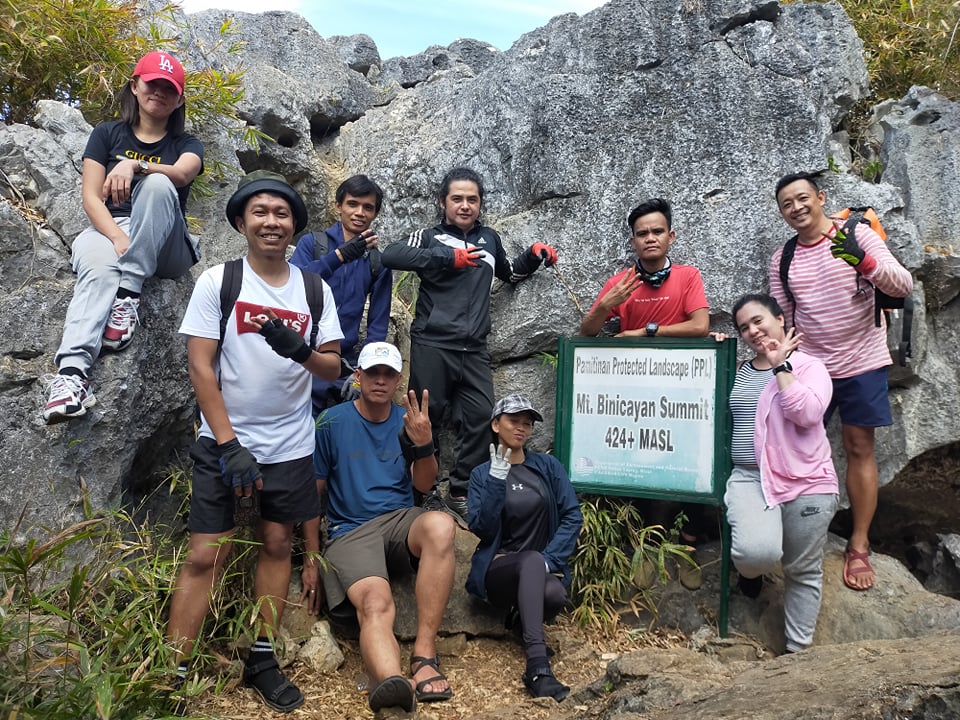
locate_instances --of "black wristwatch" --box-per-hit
[773,361,793,375]
[645,321,659,337]
[137,159,149,175]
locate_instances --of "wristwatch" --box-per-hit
[773,361,793,375]
[137,159,149,175]
[645,321,659,337]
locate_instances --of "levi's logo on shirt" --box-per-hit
[234,300,309,336]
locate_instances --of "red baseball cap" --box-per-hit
[133,51,185,95]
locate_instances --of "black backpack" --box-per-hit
[778,207,913,366]
[217,258,325,359]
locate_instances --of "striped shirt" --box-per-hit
[768,222,913,379]
[729,361,772,466]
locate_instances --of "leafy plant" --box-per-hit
[0,473,272,719]
[570,496,695,634]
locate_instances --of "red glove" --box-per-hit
[453,246,483,269]
[531,242,558,267]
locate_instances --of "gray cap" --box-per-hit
[491,394,543,422]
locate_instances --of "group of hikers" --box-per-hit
[40,52,913,714]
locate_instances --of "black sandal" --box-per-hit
[243,657,304,713]
[368,674,416,713]
[409,654,453,703]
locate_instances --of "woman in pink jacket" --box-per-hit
[723,293,838,653]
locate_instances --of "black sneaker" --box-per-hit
[522,666,569,701]
[738,573,763,599]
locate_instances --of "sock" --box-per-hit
[176,663,188,679]
[116,288,140,300]
[59,367,86,379]
[248,636,274,666]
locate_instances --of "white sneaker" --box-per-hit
[41,373,96,424]
[102,297,140,351]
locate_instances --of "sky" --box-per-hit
[175,0,609,59]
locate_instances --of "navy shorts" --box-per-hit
[824,367,893,428]
[187,436,320,534]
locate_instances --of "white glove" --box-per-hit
[489,443,512,480]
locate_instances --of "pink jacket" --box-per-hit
[754,351,839,507]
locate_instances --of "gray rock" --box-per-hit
[650,536,960,654]
[298,619,344,673]
[2,0,959,592]
[328,33,381,75]
[579,631,960,719]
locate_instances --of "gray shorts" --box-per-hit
[321,507,424,611]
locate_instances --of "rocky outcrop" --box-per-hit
[580,631,960,720]
[1,0,958,571]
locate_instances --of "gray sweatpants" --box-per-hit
[724,466,837,652]
[55,174,199,374]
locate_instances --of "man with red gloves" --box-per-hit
[382,167,558,520]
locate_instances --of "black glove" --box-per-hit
[830,226,866,267]
[218,438,262,490]
[258,318,312,363]
[339,234,368,263]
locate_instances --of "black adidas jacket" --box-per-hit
[382,220,541,351]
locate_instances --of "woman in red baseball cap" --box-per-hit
[41,51,203,424]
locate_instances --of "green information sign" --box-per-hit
[555,337,737,501]
[554,336,738,635]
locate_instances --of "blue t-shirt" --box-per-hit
[82,120,204,217]
[314,402,412,539]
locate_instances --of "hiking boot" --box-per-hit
[522,665,569,702]
[41,373,96,424]
[444,494,468,522]
[102,297,140,351]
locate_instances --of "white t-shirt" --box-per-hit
[179,259,344,463]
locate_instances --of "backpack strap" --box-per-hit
[310,232,329,262]
[778,235,799,328]
[218,259,244,360]
[899,296,914,366]
[300,267,325,348]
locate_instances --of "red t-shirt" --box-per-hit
[591,263,708,331]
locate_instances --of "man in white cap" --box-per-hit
[309,341,456,714]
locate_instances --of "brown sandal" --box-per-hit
[410,654,452,702]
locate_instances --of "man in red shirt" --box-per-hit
[580,198,710,590]
[580,198,709,338]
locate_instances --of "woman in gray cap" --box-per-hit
[465,394,582,701]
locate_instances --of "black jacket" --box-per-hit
[382,220,540,350]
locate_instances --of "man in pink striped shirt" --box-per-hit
[769,172,913,591]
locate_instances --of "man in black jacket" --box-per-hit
[382,167,558,520]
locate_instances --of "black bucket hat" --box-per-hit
[225,170,308,234]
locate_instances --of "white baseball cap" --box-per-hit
[357,342,403,372]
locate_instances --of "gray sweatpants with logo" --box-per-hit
[724,466,837,652]
[55,174,199,374]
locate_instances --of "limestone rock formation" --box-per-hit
[0,0,958,620]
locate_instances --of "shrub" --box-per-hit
[794,0,960,101]
[570,496,694,635]
[0,479,267,719]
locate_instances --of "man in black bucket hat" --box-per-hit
[166,171,343,713]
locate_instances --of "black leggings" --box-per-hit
[484,550,568,661]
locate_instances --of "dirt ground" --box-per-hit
[188,618,686,720]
